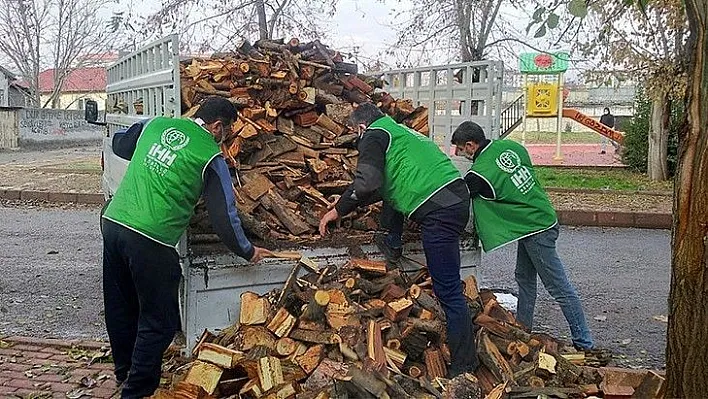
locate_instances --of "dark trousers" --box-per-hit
[102,219,182,399]
[387,200,478,375]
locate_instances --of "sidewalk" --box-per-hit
[0,337,117,398]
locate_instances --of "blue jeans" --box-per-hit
[385,200,478,375]
[515,224,594,349]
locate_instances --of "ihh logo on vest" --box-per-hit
[496,149,535,194]
[144,128,190,175]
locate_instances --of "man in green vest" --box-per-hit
[319,103,479,376]
[451,121,594,350]
[102,97,271,398]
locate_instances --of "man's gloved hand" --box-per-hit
[250,246,274,263]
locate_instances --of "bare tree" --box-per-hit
[386,0,537,67]
[576,0,688,181]
[0,0,111,108]
[0,0,51,106]
[43,0,111,108]
[128,0,338,54]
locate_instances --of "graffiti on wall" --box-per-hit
[17,108,102,142]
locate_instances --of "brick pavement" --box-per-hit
[0,337,118,399]
[526,143,625,166]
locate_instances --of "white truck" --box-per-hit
[86,35,504,353]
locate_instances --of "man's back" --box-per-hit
[103,117,221,246]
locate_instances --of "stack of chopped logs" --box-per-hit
[153,256,629,399]
[181,38,429,242]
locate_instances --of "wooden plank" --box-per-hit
[350,258,387,275]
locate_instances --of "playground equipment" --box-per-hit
[512,52,624,162]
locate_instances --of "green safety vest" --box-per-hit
[103,117,221,246]
[369,116,462,217]
[469,140,557,252]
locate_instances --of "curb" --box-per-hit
[1,336,108,350]
[0,189,671,229]
[558,210,671,230]
[546,187,673,197]
[0,189,104,204]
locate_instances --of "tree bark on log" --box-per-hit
[666,1,708,396]
[648,93,670,181]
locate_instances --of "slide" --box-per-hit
[562,108,624,144]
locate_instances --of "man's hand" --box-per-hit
[250,246,274,263]
[319,208,340,237]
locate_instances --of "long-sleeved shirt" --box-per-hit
[112,120,254,260]
[335,124,469,221]
[464,139,494,199]
[599,113,615,128]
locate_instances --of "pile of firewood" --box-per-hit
[152,255,647,399]
[182,38,429,242]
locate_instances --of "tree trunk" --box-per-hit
[665,0,708,397]
[255,0,269,40]
[648,94,670,181]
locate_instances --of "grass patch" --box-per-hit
[507,131,603,144]
[535,167,673,192]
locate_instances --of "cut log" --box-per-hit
[423,348,447,380]
[325,103,354,125]
[238,326,277,351]
[257,356,285,392]
[350,258,388,275]
[316,113,345,136]
[260,190,311,235]
[475,313,532,343]
[383,297,414,322]
[183,360,223,395]
[380,284,407,302]
[241,173,275,201]
[239,378,263,398]
[409,284,446,321]
[631,370,665,399]
[442,374,482,399]
[383,346,407,370]
[267,307,297,338]
[276,337,298,357]
[197,343,244,368]
[295,344,325,374]
[262,382,299,399]
[289,329,341,344]
[168,382,213,399]
[300,290,331,323]
[366,320,387,372]
[478,332,515,383]
[463,275,480,302]
[536,352,557,379]
[294,111,320,127]
[347,366,388,398]
[240,292,269,325]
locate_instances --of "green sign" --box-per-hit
[519,52,569,74]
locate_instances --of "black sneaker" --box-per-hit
[374,232,402,263]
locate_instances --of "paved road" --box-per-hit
[0,204,670,368]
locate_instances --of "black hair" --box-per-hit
[603,107,611,113]
[348,102,385,127]
[451,121,486,145]
[194,96,238,126]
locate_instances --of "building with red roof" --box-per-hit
[39,67,107,110]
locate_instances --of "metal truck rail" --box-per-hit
[102,35,489,353]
